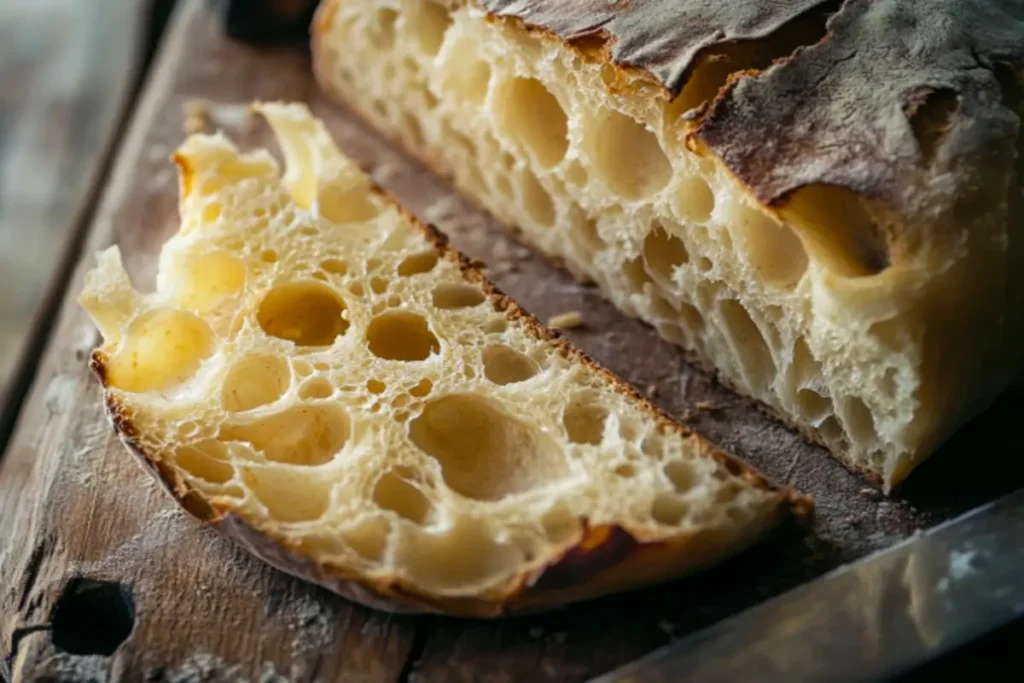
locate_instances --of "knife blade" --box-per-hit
[592,488,1024,683]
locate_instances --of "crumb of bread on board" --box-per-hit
[547,311,584,330]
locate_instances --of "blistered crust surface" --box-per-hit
[696,0,1024,213]
[480,0,830,95]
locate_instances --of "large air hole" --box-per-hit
[779,185,889,277]
[718,300,775,392]
[408,0,451,56]
[541,503,580,545]
[367,311,440,361]
[409,394,567,501]
[242,467,330,523]
[791,337,823,387]
[174,441,234,484]
[495,78,568,168]
[796,389,832,423]
[370,8,398,48]
[373,468,433,524]
[562,392,609,445]
[105,308,214,393]
[397,251,438,276]
[482,345,540,385]
[840,396,877,446]
[673,176,716,222]
[221,404,350,466]
[432,283,485,309]
[441,38,492,103]
[651,493,690,526]
[257,282,349,347]
[396,517,521,590]
[643,221,689,286]
[664,460,698,493]
[299,378,335,400]
[341,517,391,563]
[520,171,555,227]
[729,202,808,288]
[569,216,606,256]
[174,250,246,312]
[622,257,653,293]
[586,109,672,199]
[222,354,290,412]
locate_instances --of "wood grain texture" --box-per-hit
[1,2,1022,681]
[0,0,142,428]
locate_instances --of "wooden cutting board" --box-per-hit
[2,3,1022,681]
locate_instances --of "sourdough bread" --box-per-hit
[79,103,807,617]
[311,0,1024,490]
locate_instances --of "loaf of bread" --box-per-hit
[311,0,1024,490]
[79,103,806,616]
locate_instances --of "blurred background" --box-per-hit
[0,0,316,439]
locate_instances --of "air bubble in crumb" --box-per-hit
[547,311,584,330]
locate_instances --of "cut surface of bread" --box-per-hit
[78,103,806,617]
[312,0,1024,490]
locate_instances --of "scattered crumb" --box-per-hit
[694,400,717,412]
[645,384,659,399]
[844,515,861,527]
[859,487,880,498]
[511,245,531,261]
[547,311,584,330]
[183,98,212,134]
[529,625,545,639]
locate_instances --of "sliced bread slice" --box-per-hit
[79,102,808,617]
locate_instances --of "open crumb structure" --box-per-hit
[79,103,806,616]
[312,0,1024,490]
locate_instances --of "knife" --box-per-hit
[592,488,1024,683]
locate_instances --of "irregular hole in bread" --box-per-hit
[519,170,555,227]
[367,379,387,394]
[319,182,381,224]
[341,516,392,563]
[718,299,775,392]
[651,493,690,526]
[562,392,609,445]
[372,467,433,524]
[370,276,390,294]
[796,389,832,423]
[673,175,716,223]
[257,281,349,346]
[174,441,234,485]
[173,250,246,312]
[320,258,348,276]
[585,109,672,199]
[220,404,350,466]
[541,502,580,545]
[663,459,698,493]
[622,256,653,294]
[409,393,568,501]
[780,185,890,277]
[396,517,521,590]
[409,378,433,397]
[482,344,540,385]
[432,283,485,309]
[366,310,440,361]
[840,396,877,446]
[440,37,492,103]
[369,7,399,49]
[643,221,689,286]
[298,377,335,400]
[905,87,959,164]
[397,250,438,276]
[494,77,568,168]
[222,354,291,412]
[242,467,330,523]
[726,202,808,288]
[407,0,451,57]
[105,309,214,393]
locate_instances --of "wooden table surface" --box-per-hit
[0,2,1021,681]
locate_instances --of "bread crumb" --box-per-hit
[859,487,880,498]
[694,400,717,411]
[548,311,584,330]
[645,384,659,399]
[183,98,212,134]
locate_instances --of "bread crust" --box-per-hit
[89,183,810,618]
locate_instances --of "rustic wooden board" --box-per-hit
[2,2,1023,681]
[0,0,143,432]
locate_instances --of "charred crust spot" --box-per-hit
[531,524,640,591]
